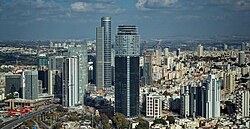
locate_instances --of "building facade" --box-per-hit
[238,51,246,65]
[96,26,105,89]
[180,74,221,119]
[115,25,140,117]
[180,85,190,117]
[146,93,162,118]
[197,44,204,57]
[68,44,88,104]
[204,74,221,119]
[23,70,39,100]
[62,57,79,107]
[101,17,112,87]
[96,17,112,89]
[236,87,250,117]
[48,56,65,102]
[5,74,22,98]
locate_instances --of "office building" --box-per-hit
[102,17,112,87]
[146,93,162,118]
[180,85,190,117]
[5,74,22,98]
[180,83,204,118]
[197,44,204,57]
[96,16,112,89]
[115,25,140,117]
[142,53,153,85]
[96,26,105,89]
[23,70,39,100]
[48,56,65,70]
[176,48,181,58]
[241,42,247,51]
[48,56,65,101]
[180,75,221,119]
[48,70,62,97]
[111,48,115,85]
[238,51,246,65]
[164,47,169,56]
[223,44,228,51]
[38,70,48,93]
[68,44,88,104]
[204,74,221,119]
[38,54,48,70]
[0,74,5,100]
[62,56,79,107]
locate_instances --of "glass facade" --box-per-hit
[115,25,140,117]
[68,44,88,105]
[101,17,112,86]
[96,27,105,89]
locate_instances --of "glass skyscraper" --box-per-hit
[62,56,79,107]
[180,74,221,119]
[23,70,39,100]
[68,44,88,105]
[115,25,140,117]
[96,26,105,89]
[96,17,112,89]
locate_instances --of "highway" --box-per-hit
[0,104,57,129]
[37,114,52,129]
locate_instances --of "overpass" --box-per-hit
[0,104,57,129]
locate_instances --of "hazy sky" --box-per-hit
[0,0,250,40]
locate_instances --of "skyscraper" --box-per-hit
[38,54,48,70]
[23,70,39,100]
[115,25,140,117]
[48,70,62,97]
[96,17,112,89]
[180,85,190,117]
[164,47,169,56]
[102,17,112,87]
[48,56,65,102]
[96,26,105,89]
[176,48,181,57]
[68,44,88,104]
[5,74,22,98]
[236,87,250,118]
[238,51,246,65]
[180,83,205,118]
[223,72,235,93]
[204,74,221,119]
[197,44,204,57]
[38,70,48,93]
[180,75,221,119]
[142,53,153,85]
[62,56,79,107]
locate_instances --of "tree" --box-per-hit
[68,116,79,121]
[112,113,129,129]
[135,116,149,129]
[167,116,175,124]
[93,116,101,127]
[101,114,112,129]
[152,118,167,126]
[56,105,67,112]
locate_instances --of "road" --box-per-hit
[37,114,52,129]
[0,104,57,129]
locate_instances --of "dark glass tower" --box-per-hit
[115,25,140,117]
[96,17,112,89]
[101,17,112,87]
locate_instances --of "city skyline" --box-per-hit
[0,0,250,40]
